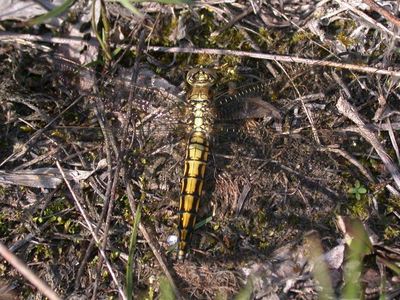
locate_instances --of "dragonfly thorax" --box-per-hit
[186,68,216,133]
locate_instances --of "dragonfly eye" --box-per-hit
[186,68,217,87]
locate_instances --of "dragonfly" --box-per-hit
[177,68,217,260]
[39,57,297,259]
[175,68,292,259]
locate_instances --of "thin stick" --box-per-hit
[147,46,400,77]
[0,242,61,300]
[362,0,400,28]
[0,33,399,77]
[0,32,98,46]
[323,146,375,183]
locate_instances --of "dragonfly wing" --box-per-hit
[47,56,187,141]
[216,94,283,132]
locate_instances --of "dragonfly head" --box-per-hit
[186,68,217,87]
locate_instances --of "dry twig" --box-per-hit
[0,33,399,76]
[324,146,375,183]
[362,0,400,28]
[147,46,400,77]
[336,95,400,192]
[0,242,61,300]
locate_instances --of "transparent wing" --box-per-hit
[215,81,282,121]
[45,56,188,145]
[212,81,285,146]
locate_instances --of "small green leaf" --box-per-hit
[348,181,368,199]
[194,216,212,230]
[27,0,76,25]
[126,202,142,299]
[358,187,367,194]
[234,278,253,300]
[159,276,175,300]
[113,0,143,17]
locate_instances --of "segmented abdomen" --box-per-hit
[178,68,216,260]
[178,131,210,259]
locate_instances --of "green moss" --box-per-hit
[386,196,400,212]
[348,197,369,219]
[210,28,251,51]
[102,269,109,279]
[50,129,68,140]
[256,210,266,224]
[63,110,82,124]
[19,125,34,133]
[327,19,356,35]
[336,32,356,48]
[291,31,314,45]
[344,180,370,218]
[63,218,79,234]
[258,240,269,250]
[31,196,80,237]
[89,255,99,267]
[111,250,120,261]
[257,27,274,47]
[0,263,6,276]
[0,213,9,236]
[33,244,53,261]
[193,9,216,46]
[196,54,217,67]
[146,15,179,66]
[217,63,240,84]
[384,226,400,240]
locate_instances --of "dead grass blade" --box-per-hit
[334,0,400,39]
[0,168,94,188]
[386,118,400,165]
[0,95,84,168]
[91,0,112,62]
[323,146,375,183]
